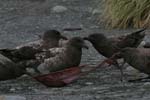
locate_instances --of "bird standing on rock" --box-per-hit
[16,30,67,50]
[84,28,146,81]
[26,37,88,76]
[114,47,150,82]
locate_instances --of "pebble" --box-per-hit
[144,82,150,86]
[138,41,146,48]
[9,88,16,92]
[51,5,68,13]
[125,66,140,75]
[85,82,93,85]
[92,9,102,14]
[95,95,101,99]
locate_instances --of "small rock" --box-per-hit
[126,66,148,79]
[51,6,68,13]
[85,82,93,85]
[92,9,102,14]
[10,88,16,92]
[144,82,150,86]
[138,40,146,48]
[125,66,140,75]
[20,74,28,78]
[141,80,150,90]
[97,91,103,94]
[16,87,22,90]
[95,95,101,99]
[28,87,33,89]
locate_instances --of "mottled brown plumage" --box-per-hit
[115,28,146,48]
[116,48,150,82]
[16,30,67,50]
[0,46,43,62]
[84,28,145,58]
[26,37,88,76]
[84,28,145,81]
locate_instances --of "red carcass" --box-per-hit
[34,60,108,87]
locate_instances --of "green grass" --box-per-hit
[103,0,150,28]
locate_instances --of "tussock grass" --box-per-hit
[103,0,150,28]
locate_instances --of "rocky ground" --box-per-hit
[0,0,150,100]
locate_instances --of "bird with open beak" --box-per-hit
[84,28,146,81]
[26,37,88,76]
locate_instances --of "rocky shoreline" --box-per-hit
[0,0,150,100]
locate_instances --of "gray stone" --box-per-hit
[9,88,16,92]
[144,82,150,86]
[92,9,102,14]
[85,82,93,85]
[138,41,146,48]
[125,66,140,75]
[51,5,68,13]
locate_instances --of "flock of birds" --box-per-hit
[0,28,149,83]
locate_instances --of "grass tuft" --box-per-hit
[103,0,150,28]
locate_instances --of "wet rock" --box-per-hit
[51,5,68,13]
[95,95,101,99]
[144,82,150,86]
[92,9,102,14]
[85,82,93,85]
[20,74,28,78]
[125,66,140,75]
[125,66,148,80]
[138,41,146,48]
[9,88,16,92]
